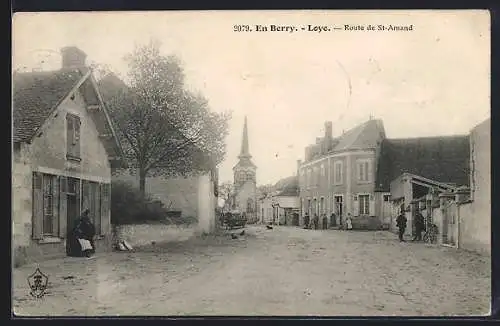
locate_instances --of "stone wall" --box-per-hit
[115,223,196,248]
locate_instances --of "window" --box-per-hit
[383,194,391,202]
[320,164,325,177]
[42,174,58,235]
[357,159,371,183]
[83,180,103,232]
[334,161,343,185]
[66,114,81,160]
[359,194,370,215]
[313,167,319,186]
[247,199,254,213]
[307,169,312,188]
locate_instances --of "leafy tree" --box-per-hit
[99,40,231,194]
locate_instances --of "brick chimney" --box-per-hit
[297,159,302,176]
[323,121,333,153]
[61,46,87,69]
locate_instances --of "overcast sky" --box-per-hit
[13,10,490,185]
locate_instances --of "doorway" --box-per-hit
[334,195,343,225]
[66,194,78,255]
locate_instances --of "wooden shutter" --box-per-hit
[367,160,373,183]
[93,183,101,234]
[353,195,359,217]
[82,180,90,213]
[369,194,375,216]
[100,183,111,235]
[52,176,59,235]
[76,179,81,216]
[66,115,74,155]
[32,172,43,239]
[74,117,81,158]
[59,176,68,238]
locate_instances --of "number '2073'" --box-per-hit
[234,25,251,32]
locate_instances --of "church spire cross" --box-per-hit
[239,116,251,159]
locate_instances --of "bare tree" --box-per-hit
[218,181,234,208]
[99,40,231,194]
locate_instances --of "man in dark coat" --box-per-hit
[330,213,337,228]
[322,214,328,230]
[304,213,310,229]
[396,212,407,242]
[413,210,425,241]
[313,214,319,230]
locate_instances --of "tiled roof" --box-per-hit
[333,119,386,151]
[13,68,85,142]
[375,135,470,192]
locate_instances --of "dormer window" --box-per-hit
[66,114,81,161]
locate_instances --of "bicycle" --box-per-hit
[423,223,438,244]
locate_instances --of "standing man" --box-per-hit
[313,214,319,230]
[413,209,425,241]
[322,213,328,230]
[304,213,310,229]
[396,211,407,242]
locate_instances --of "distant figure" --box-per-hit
[345,214,353,231]
[322,214,328,230]
[313,214,319,230]
[304,213,310,229]
[330,213,337,228]
[413,209,425,241]
[396,211,407,242]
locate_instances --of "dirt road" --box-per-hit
[12,226,490,316]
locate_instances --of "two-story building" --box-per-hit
[12,46,125,265]
[297,119,386,229]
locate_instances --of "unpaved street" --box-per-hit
[13,226,490,316]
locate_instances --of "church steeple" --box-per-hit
[239,116,251,159]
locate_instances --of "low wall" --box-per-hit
[114,223,197,248]
[459,202,490,256]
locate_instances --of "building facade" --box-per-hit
[12,46,125,265]
[298,119,386,229]
[258,176,300,225]
[458,118,490,255]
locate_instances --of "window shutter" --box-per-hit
[74,118,81,158]
[94,183,101,235]
[75,179,81,216]
[357,163,361,181]
[353,195,359,217]
[32,172,43,239]
[100,183,111,235]
[52,176,59,235]
[59,176,67,238]
[369,195,375,216]
[82,180,90,213]
[367,161,373,182]
[66,116,74,155]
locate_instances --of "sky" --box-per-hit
[13,10,490,186]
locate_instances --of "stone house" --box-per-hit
[297,119,386,229]
[258,176,300,225]
[12,46,125,264]
[375,135,470,236]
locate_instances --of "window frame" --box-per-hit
[66,113,82,161]
[358,194,370,215]
[334,160,343,185]
[356,159,371,184]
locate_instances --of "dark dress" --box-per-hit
[68,216,96,257]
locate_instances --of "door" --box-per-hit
[382,194,392,228]
[334,195,343,225]
[65,194,78,255]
